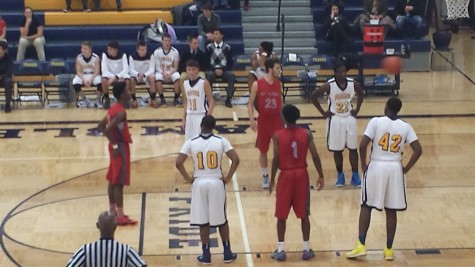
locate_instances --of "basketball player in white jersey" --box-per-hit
[73,41,101,108]
[311,60,363,187]
[248,41,276,93]
[176,115,240,265]
[101,40,130,109]
[129,41,156,108]
[182,59,214,140]
[152,33,181,107]
[346,97,422,261]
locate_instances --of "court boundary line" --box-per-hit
[138,192,147,256]
[231,161,254,267]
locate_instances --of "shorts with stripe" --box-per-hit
[361,161,407,211]
[190,177,227,227]
[275,168,310,220]
[156,72,180,83]
[185,113,206,141]
[326,115,358,151]
[106,143,131,186]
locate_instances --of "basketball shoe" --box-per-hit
[336,172,345,187]
[116,215,137,226]
[271,250,286,261]
[197,251,211,265]
[261,174,269,189]
[223,250,237,263]
[384,247,394,261]
[351,172,361,188]
[346,240,366,258]
[302,249,315,260]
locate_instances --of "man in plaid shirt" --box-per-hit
[206,28,235,108]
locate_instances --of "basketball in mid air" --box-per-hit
[382,56,403,74]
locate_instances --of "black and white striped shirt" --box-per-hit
[66,238,146,267]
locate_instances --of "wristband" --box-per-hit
[112,144,119,149]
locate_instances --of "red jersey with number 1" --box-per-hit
[276,127,308,170]
[107,103,132,144]
[256,78,282,117]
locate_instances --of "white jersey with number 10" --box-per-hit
[180,134,233,179]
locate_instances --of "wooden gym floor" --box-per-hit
[1,32,475,267]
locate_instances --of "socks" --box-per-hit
[336,165,343,173]
[149,91,157,100]
[223,240,231,251]
[352,170,358,174]
[261,168,268,177]
[174,93,180,100]
[131,94,137,101]
[277,242,285,252]
[109,203,116,215]
[117,207,124,217]
[359,234,366,245]
[303,241,310,252]
[104,93,109,99]
[202,243,209,253]
[387,239,393,249]
[159,93,165,100]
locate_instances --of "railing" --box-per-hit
[280,14,285,61]
[276,0,282,31]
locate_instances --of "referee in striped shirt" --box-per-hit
[66,211,146,267]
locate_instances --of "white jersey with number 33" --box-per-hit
[180,134,233,179]
[328,77,354,117]
[364,116,418,161]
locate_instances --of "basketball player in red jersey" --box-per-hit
[269,104,325,261]
[248,58,283,189]
[98,82,137,226]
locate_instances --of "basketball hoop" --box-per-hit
[445,0,470,20]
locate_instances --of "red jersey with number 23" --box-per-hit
[256,78,282,118]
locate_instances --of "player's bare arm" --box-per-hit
[403,140,422,174]
[269,135,279,194]
[248,81,259,131]
[359,135,372,172]
[351,81,364,117]
[307,130,324,191]
[175,153,194,183]
[310,83,332,118]
[97,116,107,133]
[204,80,214,115]
[223,149,240,184]
[251,52,258,70]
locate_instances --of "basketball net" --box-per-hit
[445,0,470,19]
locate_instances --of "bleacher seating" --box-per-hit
[311,0,432,71]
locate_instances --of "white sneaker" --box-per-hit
[85,97,95,108]
[261,175,269,189]
[95,96,103,109]
[76,100,87,108]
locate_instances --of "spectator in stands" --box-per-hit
[73,41,101,108]
[17,7,46,61]
[248,41,276,93]
[0,41,13,113]
[0,14,6,42]
[323,3,352,56]
[179,35,209,94]
[101,40,130,109]
[197,3,221,52]
[129,41,156,108]
[152,33,182,107]
[213,0,230,9]
[395,0,424,39]
[355,0,395,35]
[63,0,91,12]
[206,28,235,108]
[244,0,250,11]
[66,211,147,267]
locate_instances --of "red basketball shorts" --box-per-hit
[106,143,131,186]
[256,116,283,153]
[275,168,310,220]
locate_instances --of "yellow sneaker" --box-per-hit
[384,247,394,261]
[346,241,367,258]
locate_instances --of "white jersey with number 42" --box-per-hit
[180,134,233,179]
[364,116,418,161]
[328,77,354,117]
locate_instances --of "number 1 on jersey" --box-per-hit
[291,141,298,159]
[188,99,197,111]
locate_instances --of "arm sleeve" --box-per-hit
[101,53,112,77]
[119,54,129,78]
[66,246,85,267]
[127,247,147,267]
[180,140,192,155]
[129,55,139,77]
[222,137,233,153]
[405,123,418,144]
[363,117,378,140]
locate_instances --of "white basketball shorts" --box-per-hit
[185,113,206,141]
[190,177,227,227]
[361,161,407,211]
[156,72,180,83]
[326,115,358,151]
[73,74,102,86]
